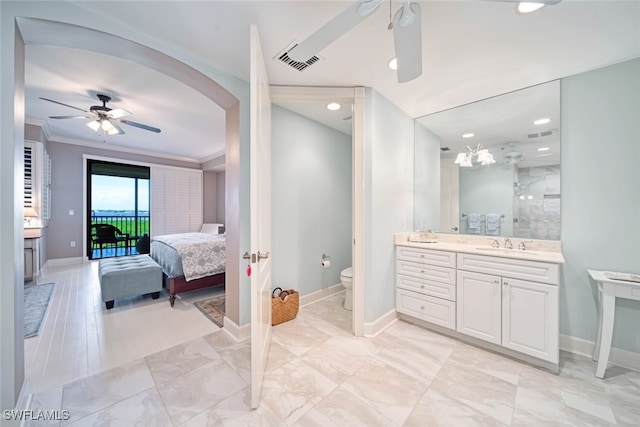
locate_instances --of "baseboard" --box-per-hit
[223,316,250,342]
[44,257,84,269]
[299,283,344,307]
[560,334,640,372]
[363,309,398,338]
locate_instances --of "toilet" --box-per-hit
[340,267,353,311]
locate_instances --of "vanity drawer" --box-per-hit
[396,273,456,301]
[396,288,456,330]
[457,253,560,285]
[396,246,456,268]
[396,260,456,285]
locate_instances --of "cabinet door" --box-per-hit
[457,270,501,344]
[502,278,559,363]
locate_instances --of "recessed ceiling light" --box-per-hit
[537,147,550,152]
[533,117,551,125]
[326,102,341,111]
[388,58,398,71]
[516,2,546,14]
[462,133,475,138]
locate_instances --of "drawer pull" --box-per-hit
[420,254,425,258]
[504,281,509,286]
[494,280,500,285]
[420,306,425,310]
[421,270,425,273]
[421,285,425,289]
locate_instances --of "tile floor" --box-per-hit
[24,263,640,426]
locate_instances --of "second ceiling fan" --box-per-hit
[286,0,562,84]
[287,0,423,84]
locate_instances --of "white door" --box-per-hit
[502,278,559,363]
[456,270,502,345]
[250,25,273,409]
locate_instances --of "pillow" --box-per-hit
[200,223,223,234]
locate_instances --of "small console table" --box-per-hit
[588,269,640,379]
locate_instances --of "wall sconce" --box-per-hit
[24,207,39,226]
[454,145,496,167]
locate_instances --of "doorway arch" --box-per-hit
[3,16,243,406]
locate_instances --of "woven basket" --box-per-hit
[272,288,299,326]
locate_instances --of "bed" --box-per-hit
[150,224,226,307]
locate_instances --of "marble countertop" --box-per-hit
[395,233,565,264]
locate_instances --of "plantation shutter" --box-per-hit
[150,166,202,236]
[24,142,34,209]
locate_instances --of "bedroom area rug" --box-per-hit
[24,283,55,338]
[194,294,225,328]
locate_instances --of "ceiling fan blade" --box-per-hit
[393,2,422,83]
[108,108,132,119]
[109,121,126,135]
[49,115,92,119]
[39,97,89,112]
[119,119,161,133]
[287,0,384,63]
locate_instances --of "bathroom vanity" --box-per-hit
[395,233,564,371]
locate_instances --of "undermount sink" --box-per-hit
[475,247,538,256]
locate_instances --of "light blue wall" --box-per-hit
[271,105,352,295]
[414,123,441,231]
[363,89,415,323]
[459,165,514,236]
[561,58,640,353]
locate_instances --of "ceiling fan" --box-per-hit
[286,0,561,84]
[40,94,161,135]
[287,0,422,83]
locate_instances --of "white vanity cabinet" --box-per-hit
[395,246,456,330]
[457,253,559,363]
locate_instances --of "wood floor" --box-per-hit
[24,260,223,396]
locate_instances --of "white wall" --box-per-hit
[363,89,415,323]
[271,105,352,295]
[414,123,441,231]
[560,57,640,353]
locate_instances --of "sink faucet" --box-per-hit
[504,238,513,249]
[518,240,533,251]
[491,239,500,248]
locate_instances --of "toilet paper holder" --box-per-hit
[321,253,331,268]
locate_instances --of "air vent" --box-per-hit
[528,129,555,139]
[275,42,321,72]
[440,147,450,152]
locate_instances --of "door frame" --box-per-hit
[270,86,365,336]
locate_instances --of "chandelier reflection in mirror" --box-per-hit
[454,145,496,167]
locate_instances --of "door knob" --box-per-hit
[257,251,270,260]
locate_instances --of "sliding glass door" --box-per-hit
[87,160,150,259]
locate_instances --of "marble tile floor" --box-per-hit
[24,292,640,426]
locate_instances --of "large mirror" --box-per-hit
[414,81,561,240]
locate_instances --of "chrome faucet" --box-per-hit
[504,237,513,249]
[491,239,500,248]
[518,240,533,251]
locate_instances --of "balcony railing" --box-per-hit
[90,214,150,259]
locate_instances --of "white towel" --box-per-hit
[467,213,481,234]
[486,214,501,236]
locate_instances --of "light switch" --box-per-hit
[69,209,74,216]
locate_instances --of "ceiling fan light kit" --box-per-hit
[455,145,497,167]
